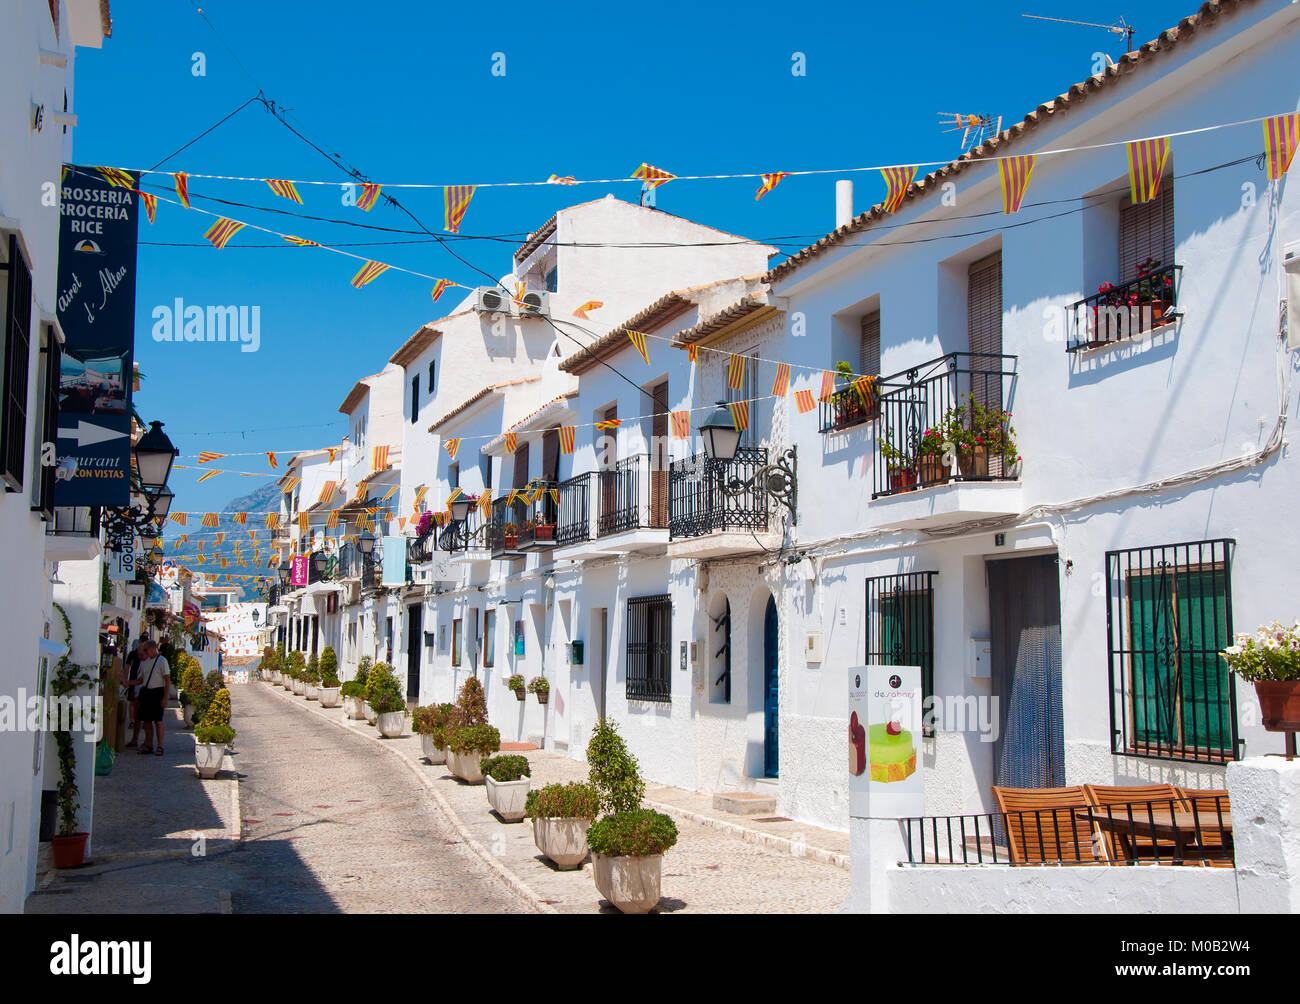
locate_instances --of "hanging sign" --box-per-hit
[848,665,924,819]
[291,554,308,587]
[106,531,137,581]
[54,166,141,506]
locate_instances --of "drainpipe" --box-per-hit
[835,180,854,230]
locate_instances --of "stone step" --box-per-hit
[712,791,777,816]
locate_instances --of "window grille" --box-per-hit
[866,572,937,699]
[627,594,671,702]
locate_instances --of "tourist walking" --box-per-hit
[127,639,171,756]
[123,634,149,749]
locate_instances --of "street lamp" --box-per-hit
[357,530,376,555]
[133,421,177,492]
[449,495,475,523]
[698,401,799,522]
[311,551,327,574]
[278,565,291,587]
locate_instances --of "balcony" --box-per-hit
[441,512,491,563]
[490,497,529,559]
[819,383,879,433]
[556,473,593,546]
[519,481,559,551]
[45,506,102,561]
[667,447,780,559]
[870,352,1022,529]
[1066,263,1181,353]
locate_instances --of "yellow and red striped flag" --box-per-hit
[201,512,219,527]
[671,410,690,440]
[881,166,917,214]
[727,353,745,390]
[559,426,576,454]
[380,485,397,502]
[414,485,429,505]
[755,172,789,200]
[771,362,791,397]
[215,533,225,545]
[197,541,205,552]
[547,174,578,186]
[372,445,390,472]
[687,344,698,364]
[197,469,221,483]
[265,179,303,204]
[204,218,244,249]
[174,172,190,208]
[444,439,460,460]
[198,452,225,464]
[350,260,389,288]
[819,370,835,402]
[357,183,382,211]
[139,191,157,225]
[267,452,278,469]
[594,418,621,431]
[445,185,475,233]
[172,540,182,550]
[504,432,517,454]
[298,512,308,533]
[327,509,339,528]
[265,513,280,529]
[998,155,1037,214]
[794,389,817,414]
[170,512,187,526]
[327,448,337,464]
[284,234,322,247]
[1127,138,1170,204]
[97,166,135,189]
[1264,114,1300,180]
[628,330,650,364]
[728,401,749,433]
[573,300,602,319]
[514,281,527,304]
[632,163,675,189]
[852,375,876,410]
[431,279,451,303]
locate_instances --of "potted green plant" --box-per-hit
[318,646,341,707]
[194,688,236,779]
[507,674,526,701]
[50,629,95,868]
[526,782,600,869]
[1222,621,1300,732]
[365,662,406,737]
[413,703,454,763]
[503,523,520,549]
[481,754,531,821]
[831,361,867,428]
[303,652,321,701]
[528,676,550,705]
[286,651,305,693]
[447,725,501,784]
[341,658,371,719]
[877,439,917,493]
[179,662,207,729]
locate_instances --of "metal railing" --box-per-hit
[873,352,1018,498]
[557,473,592,545]
[520,481,559,549]
[490,496,529,557]
[668,447,769,540]
[597,454,668,536]
[407,530,433,565]
[902,796,1232,866]
[819,383,879,433]
[46,506,100,537]
[1066,264,1181,352]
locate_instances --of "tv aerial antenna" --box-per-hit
[1022,13,1135,54]
[938,112,1002,153]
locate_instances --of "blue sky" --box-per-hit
[69,0,1199,514]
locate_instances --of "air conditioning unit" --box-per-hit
[475,287,511,315]
[517,290,549,318]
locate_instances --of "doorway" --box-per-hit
[649,381,669,528]
[763,596,778,778]
[404,608,420,700]
[987,554,1064,789]
[592,607,607,721]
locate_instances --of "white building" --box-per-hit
[0,0,113,913]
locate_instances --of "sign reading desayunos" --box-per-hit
[54,166,140,507]
[848,665,924,819]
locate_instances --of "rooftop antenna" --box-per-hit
[938,112,1002,153]
[1022,13,1135,54]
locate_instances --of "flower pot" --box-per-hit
[887,468,917,493]
[535,524,555,541]
[535,691,548,705]
[959,446,990,479]
[485,774,531,822]
[292,679,305,695]
[195,742,226,779]
[344,696,366,720]
[532,816,593,870]
[448,749,485,784]
[363,701,377,725]
[318,687,341,708]
[918,454,951,486]
[305,684,319,701]
[51,833,89,869]
[591,852,663,914]
[283,679,293,691]
[504,534,519,549]
[181,703,194,729]
[1254,681,1300,732]
[514,689,526,702]
[420,734,447,764]
[376,711,405,738]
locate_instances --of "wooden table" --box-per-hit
[1075,808,1233,863]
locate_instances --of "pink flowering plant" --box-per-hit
[1221,621,1300,682]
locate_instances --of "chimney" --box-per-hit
[835,180,854,229]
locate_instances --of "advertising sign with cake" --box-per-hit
[848,665,924,819]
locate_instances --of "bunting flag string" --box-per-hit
[852,375,876,410]
[1127,137,1171,204]
[197,469,221,483]
[266,513,280,529]
[201,513,219,528]
[198,452,225,464]
[632,163,675,189]
[284,234,322,247]
[628,330,650,365]
[327,510,339,528]
[504,432,516,454]
[140,191,157,224]
[671,410,690,440]
[414,485,429,504]
[350,260,390,288]
[380,485,397,502]
[771,362,791,397]
[727,353,745,390]
[444,439,460,460]
[265,179,303,204]
[298,513,309,533]
[573,301,602,319]
[755,172,789,200]
[170,513,187,526]
[266,452,277,469]
[547,174,578,186]
[687,344,697,364]
[327,448,337,463]
[819,370,835,402]
[173,171,190,208]
[431,278,451,303]
[794,389,817,414]
[998,155,1037,214]
[356,183,382,211]
[881,166,918,214]
[1264,114,1300,180]
[204,217,245,249]
[445,185,475,234]
[559,426,576,454]
[728,401,749,433]
[594,418,621,431]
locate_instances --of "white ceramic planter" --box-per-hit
[376,711,405,738]
[194,743,226,779]
[448,749,485,784]
[592,853,663,914]
[318,687,341,708]
[363,701,377,725]
[181,703,194,729]
[305,684,319,701]
[420,734,447,764]
[283,678,293,691]
[532,816,593,870]
[344,696,366,720]
[292,679,305,695]
[485,774,531,822]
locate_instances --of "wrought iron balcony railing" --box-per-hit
[598,454,669,536]
[557,473,592,545]
[518,481,559,549]
[819,382,879,433]
[490,497,530,558]
[668,447,769,540]
[46,506,100,537]
[1066,263,1181,352]
[873,352,1018,499]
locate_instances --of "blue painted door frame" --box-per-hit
[764,596,779,778]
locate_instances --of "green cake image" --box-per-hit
[868,722,916,783]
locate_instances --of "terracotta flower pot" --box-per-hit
[504,534,519,549]
[51,832,89,869]
[887,468,917,493]
[1254,680,1300,732]
[918,455,950,485]
[959,446,990,479]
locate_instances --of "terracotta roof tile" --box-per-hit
[674,294,778,347]
[426,376,541,433]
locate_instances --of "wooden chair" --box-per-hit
[1082,784,1183,861]
[1176,787,1233,864]
[991,785,1099,865]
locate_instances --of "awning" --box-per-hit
[101,602,133,620]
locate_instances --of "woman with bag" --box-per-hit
[127,639,171,756]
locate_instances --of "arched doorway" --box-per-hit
[763,595,778,778]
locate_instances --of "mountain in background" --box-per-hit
[162,479,281,603]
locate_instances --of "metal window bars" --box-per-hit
[557,472,592,545]
[627,594,672,703]
[865,571,937,701]
[819,382,879,434]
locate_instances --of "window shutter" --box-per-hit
[512,442,529,490]
[968,252,1002,411]
[2,235,33,492]
[860,312,881,377]
[410,375,419,424]
[35,327,59,518]
[1119,182,1175,282]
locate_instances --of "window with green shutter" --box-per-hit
[867,572,936,701]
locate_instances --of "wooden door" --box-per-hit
[650,382,668,528]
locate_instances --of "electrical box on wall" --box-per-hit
[969,637,991,679]
[806,632,824,663]
[570,639,583,665]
